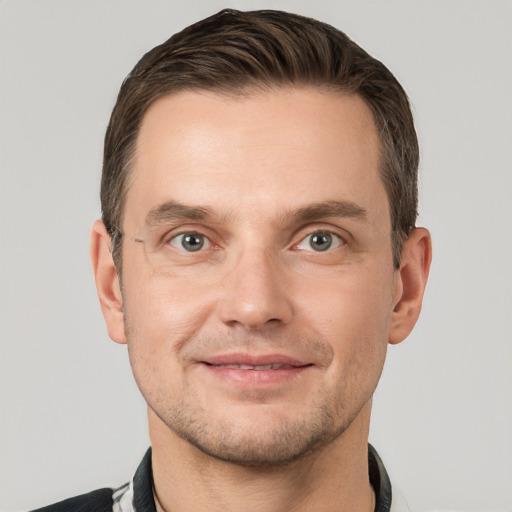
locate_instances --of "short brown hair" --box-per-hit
[102,8,418,270]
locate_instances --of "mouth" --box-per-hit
[199,354,313,387]
[204,363,305,370]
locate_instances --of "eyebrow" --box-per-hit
[145,201,212,227]
[293,200,367,223]
[144,199,367,228]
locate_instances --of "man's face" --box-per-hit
[117,88,401,464]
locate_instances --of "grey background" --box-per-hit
[1,1,511,511]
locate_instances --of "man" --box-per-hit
[34,8,431,512]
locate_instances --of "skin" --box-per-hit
[91,87,431,511]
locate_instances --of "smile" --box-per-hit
[201,353,311,368]
[207,363,299,370]
[199,355,314,388]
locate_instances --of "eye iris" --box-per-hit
[182,233,204,251]
[310,232,332,251]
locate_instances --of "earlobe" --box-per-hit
[388,228,432,345]
[90,220,127,344]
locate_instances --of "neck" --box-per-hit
[149,402,375,512]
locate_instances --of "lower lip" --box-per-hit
[201,364,311,387]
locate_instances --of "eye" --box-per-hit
[295,231,345,252]
[168,232,211,252]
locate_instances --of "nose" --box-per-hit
[217,248,294,330]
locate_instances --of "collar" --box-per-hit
[132,448,157,512]
[368,443,393,512]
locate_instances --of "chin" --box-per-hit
[158,402,353,467]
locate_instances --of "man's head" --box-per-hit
[101,8,418,272]
[91,9,431,467]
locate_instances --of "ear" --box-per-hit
[90,220,127,344]
[389,227,432,345]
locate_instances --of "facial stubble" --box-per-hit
[124,315,385,467]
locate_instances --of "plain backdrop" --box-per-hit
[1,1,511,511]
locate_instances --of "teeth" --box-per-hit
[216,364,290,370]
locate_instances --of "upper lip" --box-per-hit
[201,353,311,368]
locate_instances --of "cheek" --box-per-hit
[295,265,394,367]
[298,263,394,328]
[122,275,216,404]
[121,257,217,354]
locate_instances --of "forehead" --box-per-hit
[126,87,388,229]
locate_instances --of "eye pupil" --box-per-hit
[182,233,204,251]
[310,232,332,251]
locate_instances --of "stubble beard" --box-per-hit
[142,369,374,467]
[165,403,339,466]
[124,314,382,467]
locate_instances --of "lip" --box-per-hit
[199,353,313,387]
[203,353,310,367]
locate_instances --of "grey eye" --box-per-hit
[309,232,333,251]
[170,232,209,252]
[295,231,344,252]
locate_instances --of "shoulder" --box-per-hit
[30,487,113,512]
